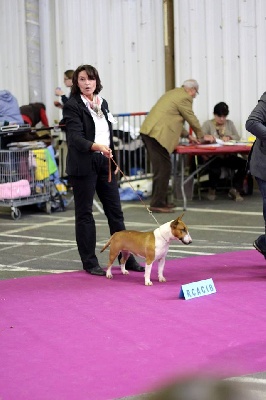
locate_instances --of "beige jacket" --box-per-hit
[140,87,204,154]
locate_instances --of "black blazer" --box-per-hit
[63,93,117,176]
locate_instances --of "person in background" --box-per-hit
[201,102,246,201]
[54,69,74,109]
[63,64,144,276]
[0,90,24,125]
[140,79,212,213]
[20,102,49,127]
[246,92,266,259]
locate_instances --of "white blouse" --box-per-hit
[81,94,110,147]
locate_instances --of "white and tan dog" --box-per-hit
[100,214,192,285]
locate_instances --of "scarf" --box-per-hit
[213,119,225,138]
[83,94,103,118]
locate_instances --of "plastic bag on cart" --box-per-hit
[50,182,67,211]
[0,90,24,124]
[119,176,152,199]
[119,187,144,201]
[37,181,67,213]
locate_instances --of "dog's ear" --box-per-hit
[171,215,183,227]
[178,213,184,220]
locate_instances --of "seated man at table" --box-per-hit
[201,102,246,202]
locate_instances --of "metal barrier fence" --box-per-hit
[112,112,152,183]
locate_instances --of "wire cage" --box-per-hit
[0,149,52,219]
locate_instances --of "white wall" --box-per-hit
[1,0,266,138]
[174,0,266,138]
[49,0,165,119]
[0,0,165,125]
[0,0,29,104]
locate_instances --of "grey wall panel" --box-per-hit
[0,0,29,107]
[50,0,165,124]
[2,0,266,138]
[174,0,266,138]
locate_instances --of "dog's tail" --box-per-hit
[100,235,114,253]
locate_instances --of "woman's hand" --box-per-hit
[54,101,63,109]
[101,146,113,158]
[91,143,113,158]
[93,144,119,174]
[222,136,231,142]
[55,87,64,96]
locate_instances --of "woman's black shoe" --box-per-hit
[85,266,106,276]
[253,237,266,260]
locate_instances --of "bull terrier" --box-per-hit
[100,214,192,285]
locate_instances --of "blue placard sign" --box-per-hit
[179,278,216,300]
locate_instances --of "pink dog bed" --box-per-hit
[0,179,31,200]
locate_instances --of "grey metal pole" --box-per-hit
[25,0,42,102]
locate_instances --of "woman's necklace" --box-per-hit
[215,121,225,138]
[83,94,103,118]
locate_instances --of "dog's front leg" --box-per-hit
[158,258,166,282]
[106,265,113,279]
[144,263,153,286]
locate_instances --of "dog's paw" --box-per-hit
[158,276,166,283]
[106,272,113,279]
[121,268,129,275]
[145,280,153,286]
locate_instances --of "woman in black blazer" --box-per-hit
[63,65,144,275]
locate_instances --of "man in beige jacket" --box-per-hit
[140,79,211,213]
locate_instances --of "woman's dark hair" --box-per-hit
[71,65,103,96]
[213,102,229,117]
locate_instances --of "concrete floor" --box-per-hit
[1,188,266,398]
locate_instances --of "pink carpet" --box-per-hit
[1,249,266,400]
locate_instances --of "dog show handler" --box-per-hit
[63,64,144,276]
[246,91,266,259]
